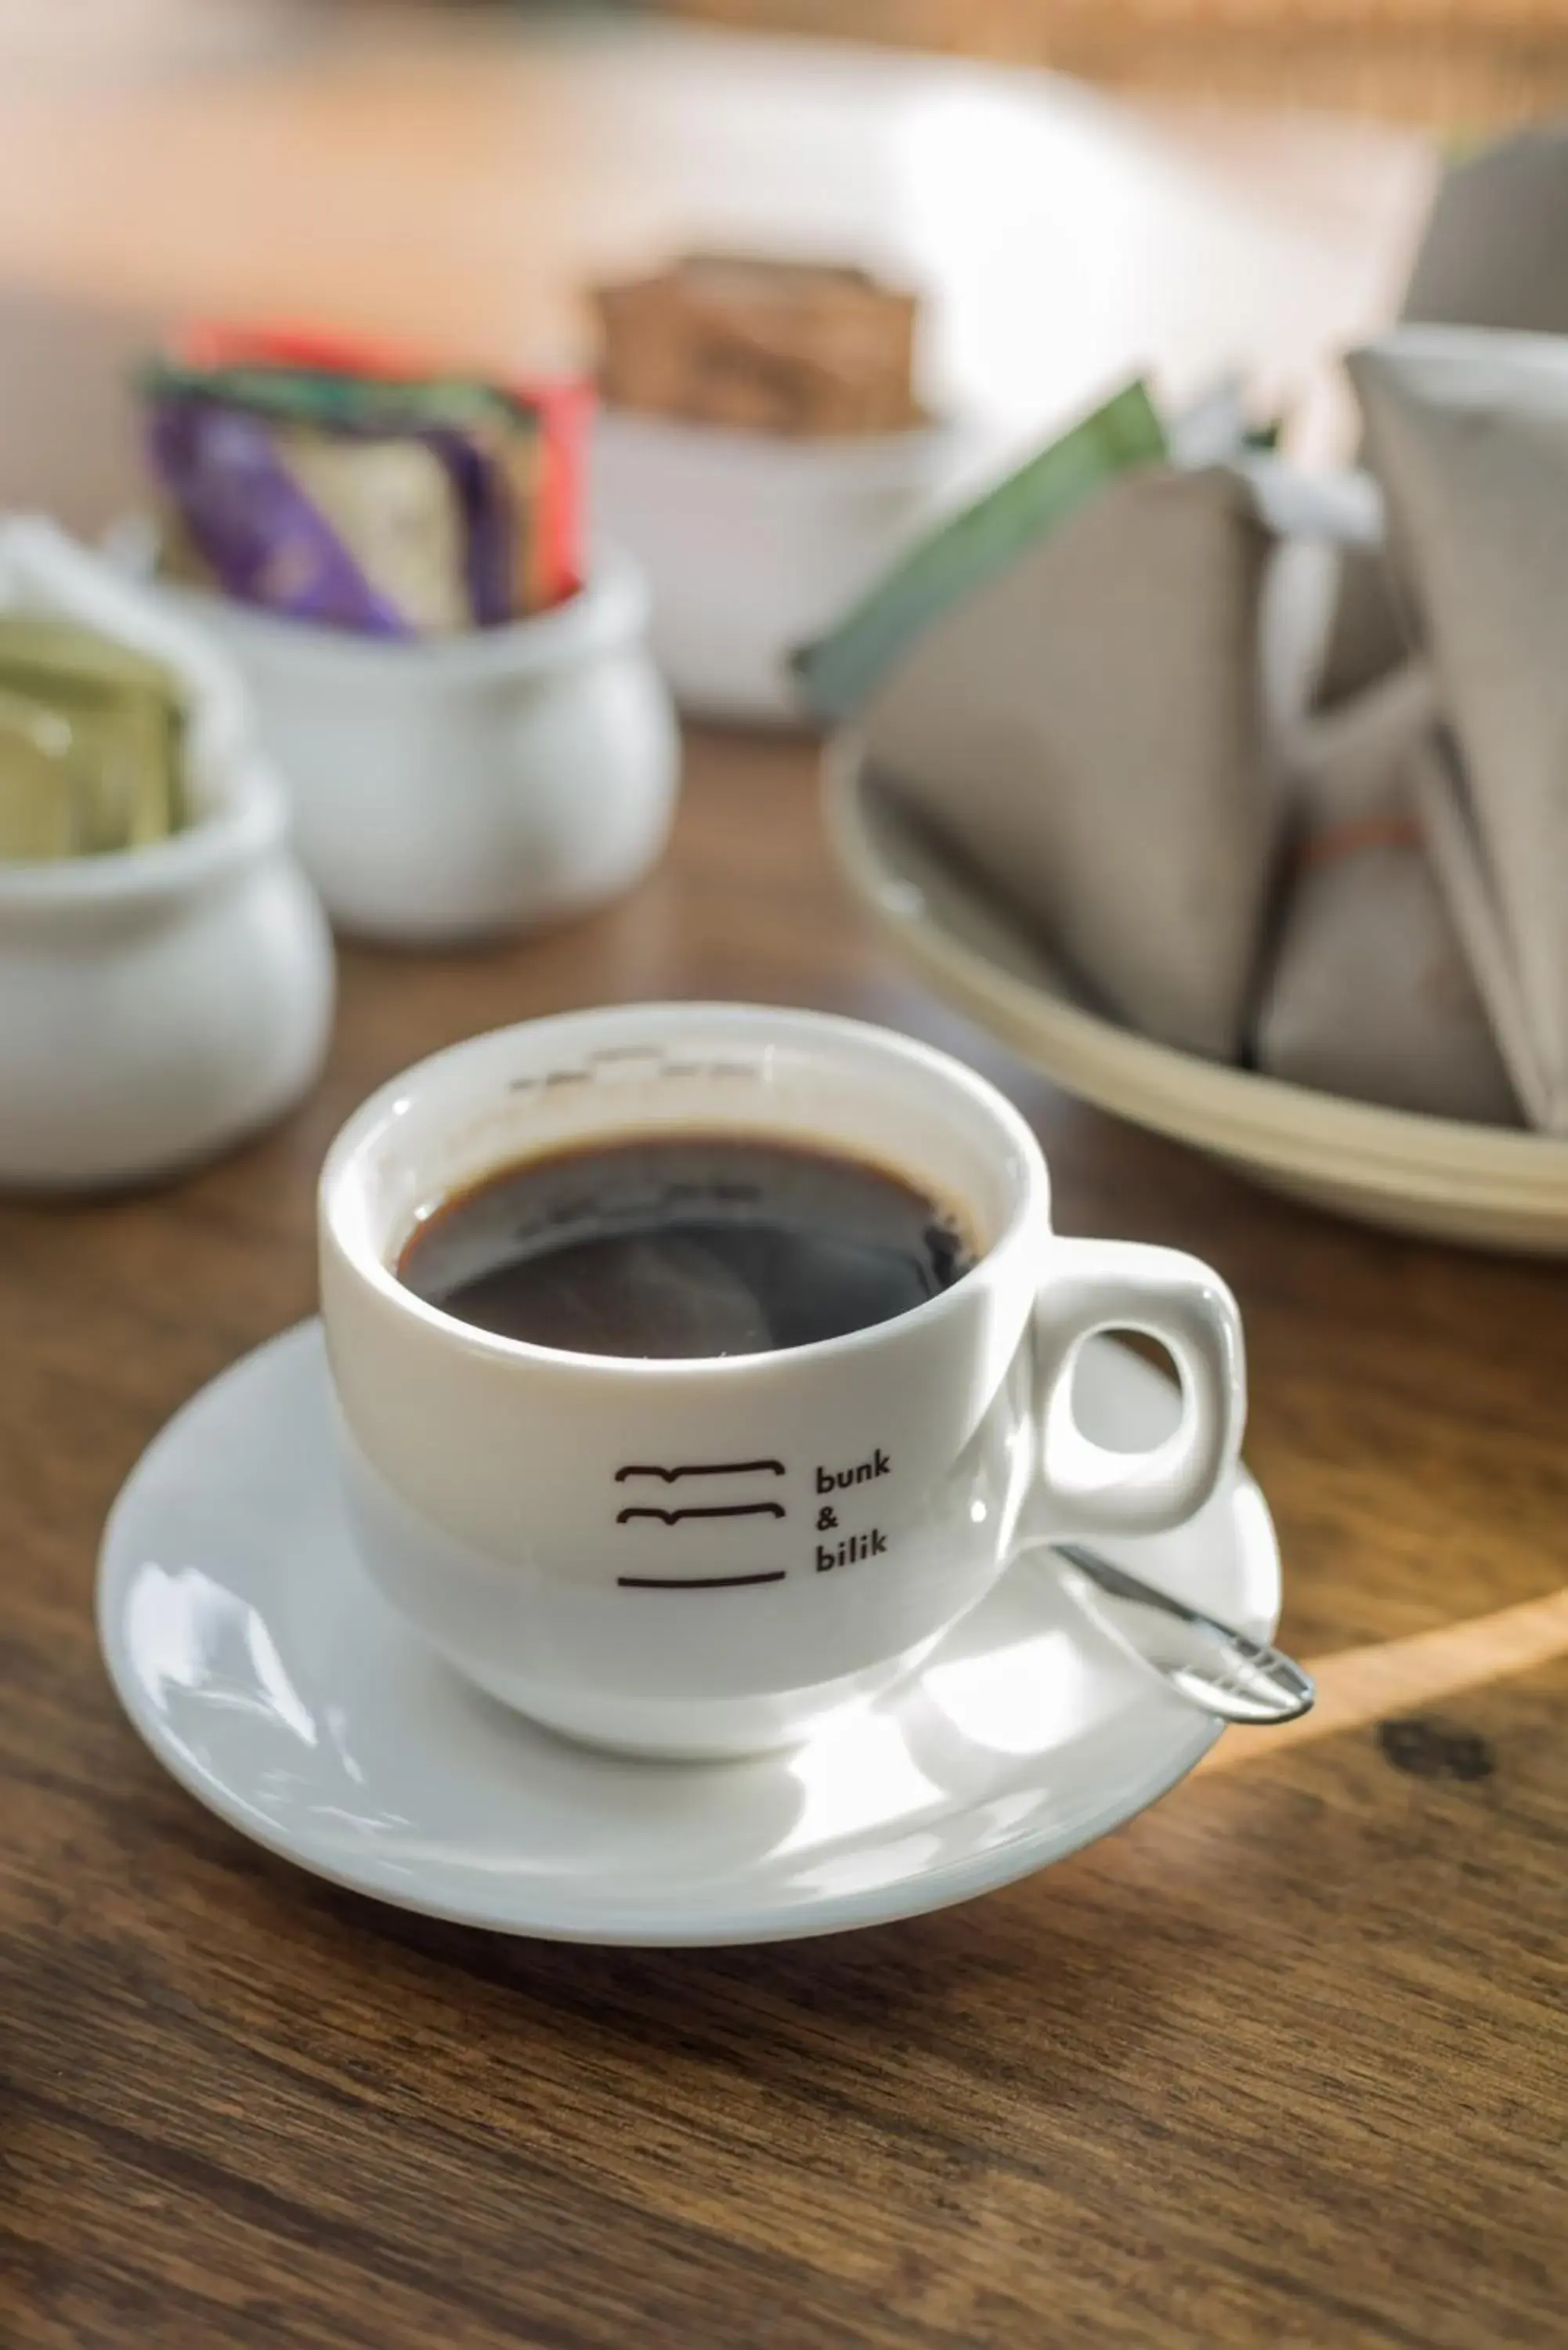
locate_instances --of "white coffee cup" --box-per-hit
[320,1003,1245,1759]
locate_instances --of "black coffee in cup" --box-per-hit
[396,1133,975,1358]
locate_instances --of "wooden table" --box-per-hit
[2,21,1564,2348]
[5,729,1567,2349]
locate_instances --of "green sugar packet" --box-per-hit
[140,356,529,437]
[0,687,78,859]
[0,617,186,860]
[791,378,1167,722]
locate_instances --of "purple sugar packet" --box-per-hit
[421,426,515,629]
[145,396,416,638]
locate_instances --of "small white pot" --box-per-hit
[0,517,334,1191]
[155,548,681,945]
[0,758,333,1191]
[591,409,969,723]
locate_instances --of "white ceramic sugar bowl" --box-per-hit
[591,408,969,721]
[154,545,681,945]
[0,520,334,1190]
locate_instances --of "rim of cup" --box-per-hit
[320,1002,1050,1380]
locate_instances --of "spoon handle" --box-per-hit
[1050,1541,1315,1726]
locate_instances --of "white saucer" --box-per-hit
[97,1322,1280,1946]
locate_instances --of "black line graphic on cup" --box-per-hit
[617,1501,786,1527]
[613,1456,789,1542]
[611,1457,789,1589]
[615,1459,785,1484]
[617,1571,786,1591]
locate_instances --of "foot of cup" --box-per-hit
[444,1643,936,1761]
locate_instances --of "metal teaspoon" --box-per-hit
[1048,1541,1316,1725]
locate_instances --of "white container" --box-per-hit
[0,520,334,1190]
[154,547,680,945]
[591,409,968,723]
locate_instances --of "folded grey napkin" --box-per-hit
[1404,126,1568,338]
[860,464,1275,1059]
[1255,663,1520,1125]
[1349,326,1568,1130]
[1319,125,1568,711]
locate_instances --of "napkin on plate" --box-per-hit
[1404,125,1568,338]
[1349,326,1568,1131]
[1320,125,1568,710]
[847,457,1276,1059]
[1254,660,1520,1124]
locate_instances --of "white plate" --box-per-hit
[97,1322,1280,1946]
[827,748,1568,1254]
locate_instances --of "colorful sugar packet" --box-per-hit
[141,322,591,640]
[594,253,927,439]
[0,616,185,860]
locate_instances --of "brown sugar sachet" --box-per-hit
[594,255,924,439]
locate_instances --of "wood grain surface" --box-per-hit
[0,22,1563,2345]
[0,10,1432,468]
[678,0,1568,124]
[3,730,1566,2350]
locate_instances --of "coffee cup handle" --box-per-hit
[1033,1239,1245,1537]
